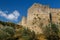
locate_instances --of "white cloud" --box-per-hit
[0,11,7,17]
[0,10,20,21]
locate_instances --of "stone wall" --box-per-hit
[19,3,60,34]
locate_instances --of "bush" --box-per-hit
[15,27,35,40]
[0,26,15,40]
[0,29,10,40]
[43,23,59,40]
[3,26,15,36]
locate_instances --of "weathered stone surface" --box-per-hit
[19,3,60,34]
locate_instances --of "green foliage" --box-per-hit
[43,25,50,37]
[51,23,59,34]
[0,29,10,40]
[16,27,35,40]
[0,21,16,28]
[0,21,6,26]
[0,20,36,40]
[43,23,59,40]
[2,26,15,36]
[0,21,15,40]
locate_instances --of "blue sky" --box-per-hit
[0,0,60,23]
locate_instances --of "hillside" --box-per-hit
[0,21,36,40]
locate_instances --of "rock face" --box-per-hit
[19,3,60,34]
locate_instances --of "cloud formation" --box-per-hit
[0,10,20,21]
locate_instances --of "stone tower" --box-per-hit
[27,3,50,34]
[19,3,60,34]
